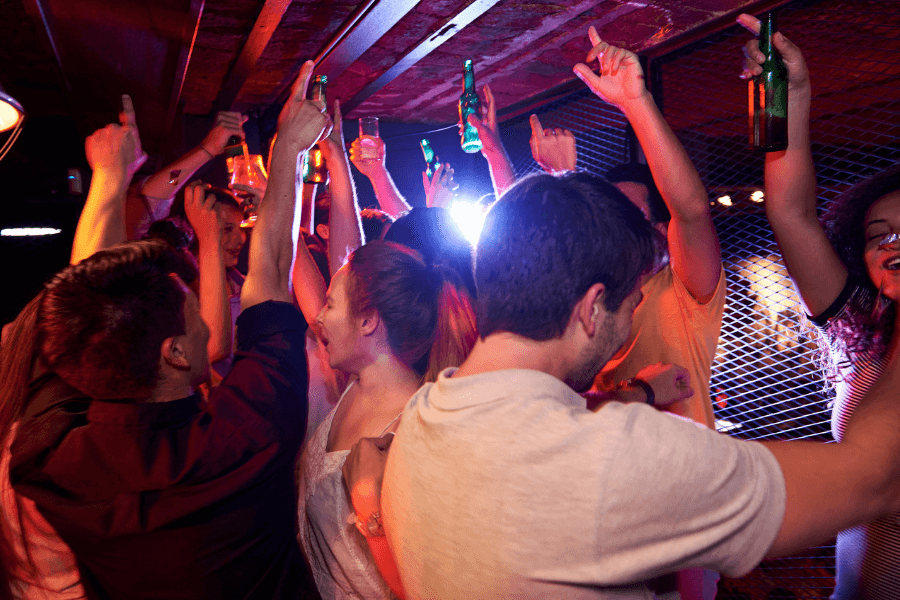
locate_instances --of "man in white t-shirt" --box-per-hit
[375,163,900,598]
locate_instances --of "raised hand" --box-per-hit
[349,135,387,178]
[184,182,224,247]
[529,114,576,174]
[119,95,147,177]
[423,163,457,209]
[321,99,345,157]
[201,111,249,157]
[466,84,504,157]
[737,13,810,94]
[573,27,648,109]
[276,60,332,154]
[86,95,147,177]
[633,362,694,407]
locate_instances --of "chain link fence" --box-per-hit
[501,0,900,596]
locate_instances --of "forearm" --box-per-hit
[291,236,326,330]
[620,94,707,222]
[71,168,129,264]
[762,85,846,315]
[197,238,232,363]
[140,146,212,216]
[764,337,900,558]
[483,146,516,198]
[323,149,363,274]
[764,86,816,226]
[368,168,411,218]
[242,141,301,309]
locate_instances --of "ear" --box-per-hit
[316,223,330,241]
[359,308,380,337]
[577,283,606,338]
[161,336,190,369]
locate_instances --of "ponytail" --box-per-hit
[346,242,477,381]
[423,267,477,383]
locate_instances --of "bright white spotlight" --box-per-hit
[717,195,733,207]
[448,199,486,246]
[1,227,61,237]
[750,190,764,203]
[715,419,742,433]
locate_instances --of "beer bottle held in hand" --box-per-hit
[749,13,788,152]
[303,75,329,184]
[459,60,482,154]
[421,139,441,179]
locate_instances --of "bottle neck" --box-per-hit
[462,63,476,93]
[759,14,776,61]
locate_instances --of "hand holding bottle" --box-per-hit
[573,27,648,110]
[465,85,504,158]
[737,14,809,94]
[201,111,248,157]
[423,163,457,209]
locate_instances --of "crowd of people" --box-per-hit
[0,14,899,600]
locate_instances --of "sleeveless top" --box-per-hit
[297,382,399,600]
[810,282,900,600]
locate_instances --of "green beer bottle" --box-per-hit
[749,13,788,152]
[303,75,329,184]
[420,139,441,179]
[459,60,482,154]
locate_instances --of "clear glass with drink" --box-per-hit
[359,117,379,160]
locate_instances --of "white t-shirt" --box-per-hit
[382,368,786,599]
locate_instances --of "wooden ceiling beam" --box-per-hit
[164,0,205,153]
[341,0,501,114]
[314,0,421,83]
[212,0,294,113]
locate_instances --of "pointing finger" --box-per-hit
[120,94,136,128]
[289,60,315,105]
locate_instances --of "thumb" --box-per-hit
[573,63,600,89]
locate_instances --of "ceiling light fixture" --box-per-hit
[0,83,24,133]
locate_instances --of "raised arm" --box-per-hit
[320,100,363,275]
[529,113,577,174]
[184,182,232,364]
[72,95,146,264]
[467,85,516,198]
[349,136,411,218]
[575,31,722,303]
[126,111,246,240]
[738,14,845,317]
[242,61,331,310]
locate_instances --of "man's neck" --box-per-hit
[147,376,194,403]
[454,333,573,383]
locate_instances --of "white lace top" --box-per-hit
[297,382,398,600]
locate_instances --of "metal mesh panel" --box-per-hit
[500,0,900,597]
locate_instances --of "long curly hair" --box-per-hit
[819,162,900,368]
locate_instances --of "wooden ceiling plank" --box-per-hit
[316,0,422,83]
[213,0,295,113]
[342,0,501,114]
[25,0,72,93]
[164,0,206,144]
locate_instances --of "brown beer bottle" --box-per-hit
[303,75,329,184]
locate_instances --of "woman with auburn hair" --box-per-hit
[297,240,477,600]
